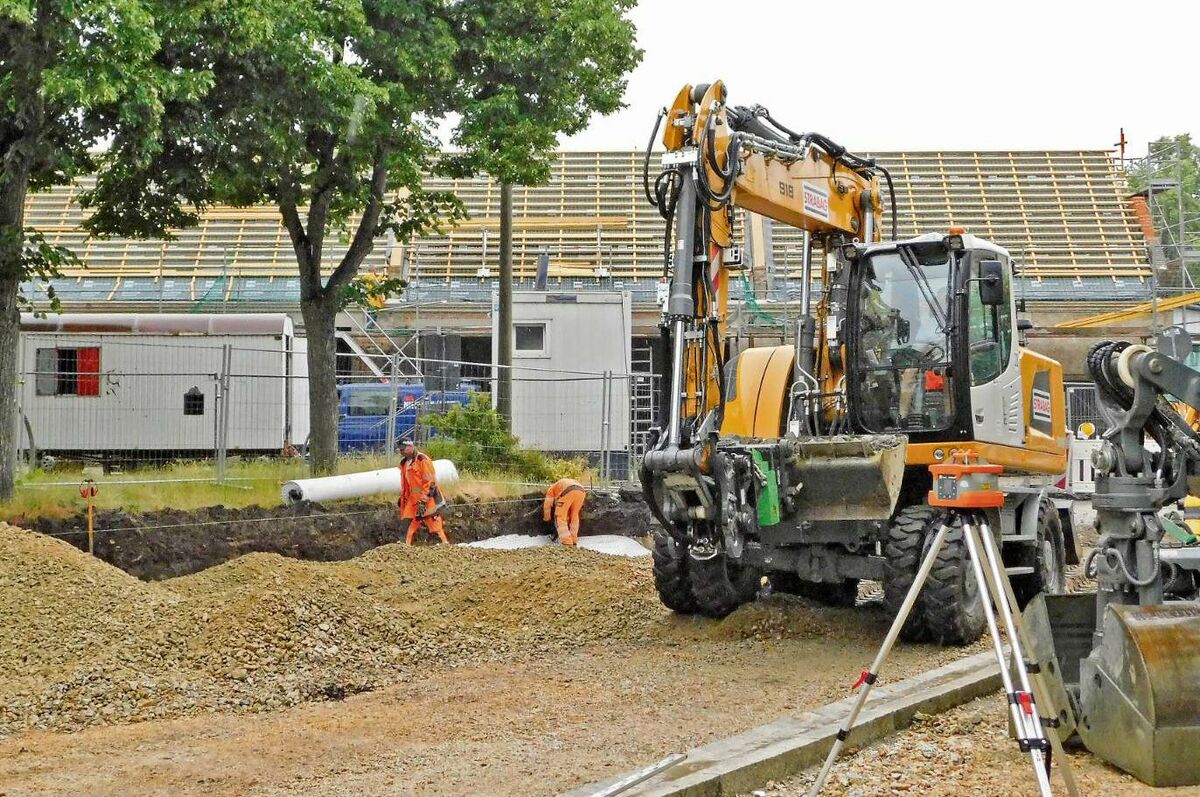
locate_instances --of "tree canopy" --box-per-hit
[444,0,640,185]
[1127,134,1199,256]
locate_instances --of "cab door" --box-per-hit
[966,252,1023,447]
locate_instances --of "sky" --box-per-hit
[560,0,1198,158]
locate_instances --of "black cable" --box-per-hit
[876,164,899,240]
[643,107,667,209]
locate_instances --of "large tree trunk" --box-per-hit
[0,159,32,500]
[496,181,513,428]
[301,296,340,474]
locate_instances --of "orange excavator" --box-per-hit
[638,79,1200,787]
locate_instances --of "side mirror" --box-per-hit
[1017,319,1034,332]
[978,259,1005,306]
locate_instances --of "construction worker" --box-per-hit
[398,440,448,544]
[543,477,586,546]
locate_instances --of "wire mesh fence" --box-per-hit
[15,335,659,497]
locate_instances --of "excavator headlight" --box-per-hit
[933,448,945,461]
[839,243,859,262]
[945,234,965,252]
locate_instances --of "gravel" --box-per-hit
[760,695,1176,797]
[0,521,662,736]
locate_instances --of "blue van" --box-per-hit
[337,383,471,453]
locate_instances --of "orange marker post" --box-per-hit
[79,479,98,555]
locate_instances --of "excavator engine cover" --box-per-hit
[1076,601,1200,786]
[785,435,906,521]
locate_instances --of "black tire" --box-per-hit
[652,532,697,613]
[883,504,940,642]
[1012,498,1066,608]
[919,514,987,646]
[689,548,760,619]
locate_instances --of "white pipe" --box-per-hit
[282,460,458,505]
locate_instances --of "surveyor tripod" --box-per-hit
[808,506,1078,797]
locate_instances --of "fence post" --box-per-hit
[216,344,232,483]
[600,370,613,482]
[385,353,399,465]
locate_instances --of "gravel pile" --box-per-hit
[0,523,660,736]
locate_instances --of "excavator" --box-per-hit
[639,80,1200,786]
[641,80,1071,643]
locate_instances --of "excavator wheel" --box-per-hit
[688,547,760,619]
[651,532,697,613]
[918,513,987,646]
[883,504,940,642]
[1012,498,1066,608]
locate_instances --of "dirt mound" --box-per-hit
[0,522,660,737]
[22,488,653,579]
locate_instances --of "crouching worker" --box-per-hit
[543,477,586,546]
[398,440,448,544]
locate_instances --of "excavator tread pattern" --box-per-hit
[652,532,697,613]
[688,550,760,619]
[883,504,940,642]
[918,513,988,646]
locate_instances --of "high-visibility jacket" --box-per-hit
[399,452,440,519]
[543,478,584,521]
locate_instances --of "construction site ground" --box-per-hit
[1,504,979,797]
[760,694,1199,797]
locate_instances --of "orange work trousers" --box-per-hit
[405,513,448,545]
[553,490,585,545]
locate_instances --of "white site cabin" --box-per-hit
[491,291,632,459]
[19,313,309,460]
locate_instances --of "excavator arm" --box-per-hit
[645,80,890,463]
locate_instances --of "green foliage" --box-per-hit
[423,394,585,481]
[0,0,209,285]
[442,0,641,185]
[338,273,407,311]
[1126,134,1200,255]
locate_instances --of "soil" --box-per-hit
[16,487,652,580]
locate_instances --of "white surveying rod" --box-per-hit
[805,519,955,797]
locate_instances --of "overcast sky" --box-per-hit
[561,0,1197,158]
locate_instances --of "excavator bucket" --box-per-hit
[785,435,906,521]
[1027,594,1200,787]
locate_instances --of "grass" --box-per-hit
[3,456,539,522]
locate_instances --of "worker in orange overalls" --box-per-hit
[398,440,448,544]
[543,477,586,546]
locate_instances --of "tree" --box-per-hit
[1127,134,1199,275]
[0,0,212,498]
[85,0,465,474]
[442,0,640,426]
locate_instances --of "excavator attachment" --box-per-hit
[1027,595,1200,786]
[784,435,906,522]
[1078,602,1200,786]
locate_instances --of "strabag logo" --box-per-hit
[803,182,830,221]
[1031,388,1052,424]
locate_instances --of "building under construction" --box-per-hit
[22,148,1158,385]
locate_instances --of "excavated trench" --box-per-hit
[22,487,653,580]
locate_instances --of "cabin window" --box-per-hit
[514,323,546,355]
[35,347,101,397]
[183,386,205,416]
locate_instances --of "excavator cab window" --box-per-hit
[852,250,955,433]
[966,255,1013,386]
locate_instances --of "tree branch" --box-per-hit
[277,167,320,299]
[325,151,388,291]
